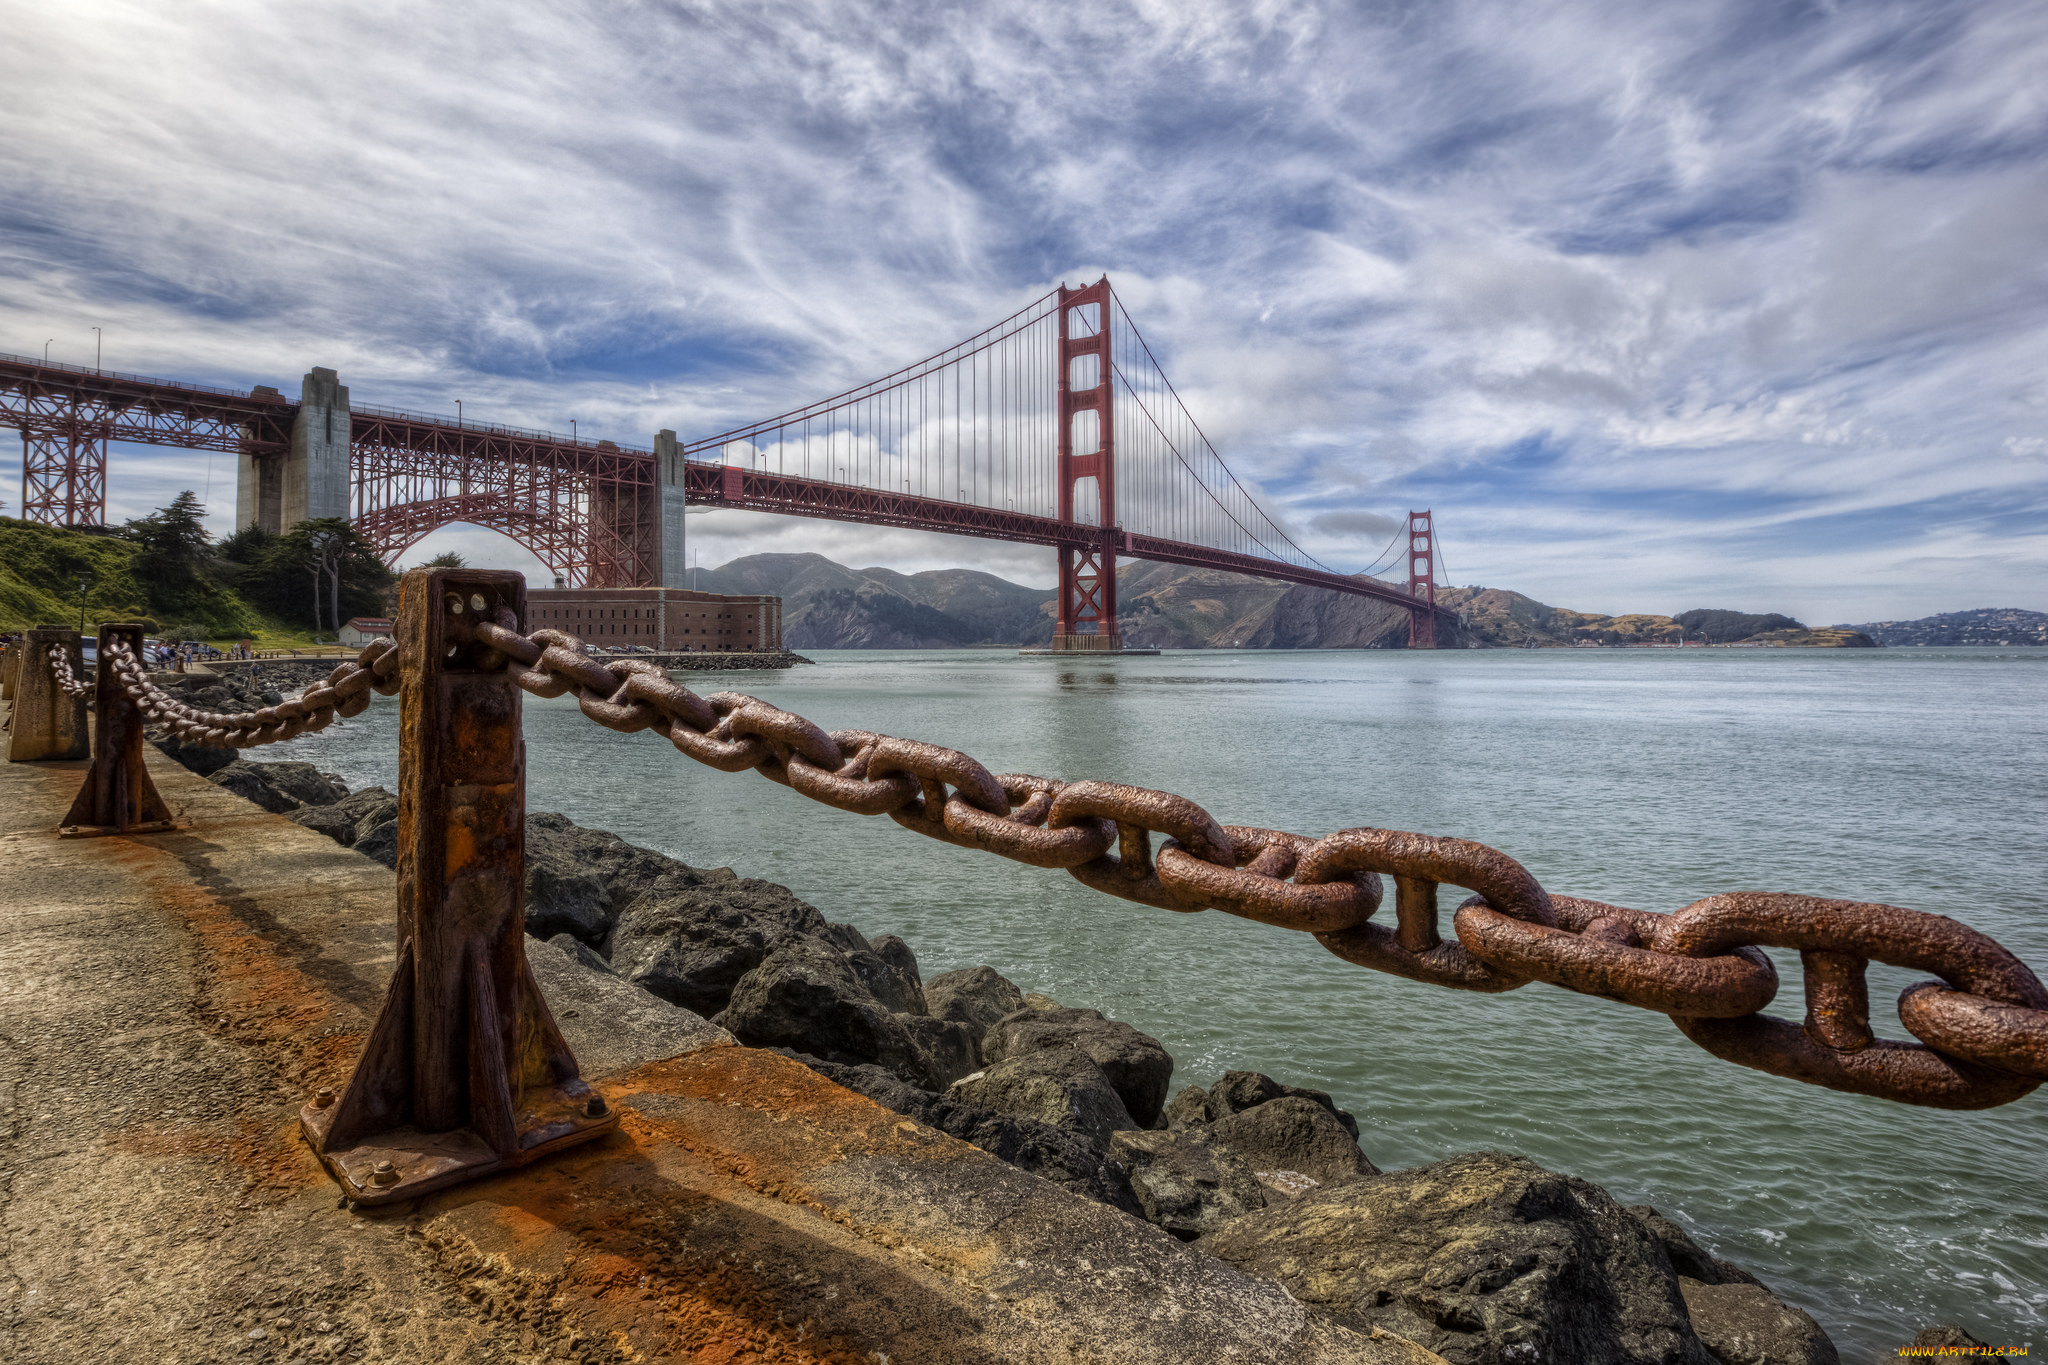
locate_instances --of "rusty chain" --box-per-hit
[102,637,402,748]
[76,611,2042,1111]
[46,645,95,700]
[462,618,2048,1111]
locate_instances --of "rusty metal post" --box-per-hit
[1,637,18,701]
[61,622,175,835]
[7,626,90,762]
[301,568,615,1205]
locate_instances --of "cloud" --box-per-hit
[3,0,2044,616]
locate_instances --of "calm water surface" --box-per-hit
[290,646,2047,1360]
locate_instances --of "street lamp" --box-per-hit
[91,327,101,374]
[76,573,91,631]
[43,339,53,365]
[455,399,463,428]
[571,419,578,444]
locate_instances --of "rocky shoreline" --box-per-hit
[141,686,1995,1362]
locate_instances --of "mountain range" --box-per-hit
[684,553,2042,649]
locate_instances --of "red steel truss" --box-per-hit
[0,353,291,526]
[347,406,655,588]
[1056,279,1118,642]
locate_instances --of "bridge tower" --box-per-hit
[1407,509,1438,649]
[19,396,107,527]
[1053,277,1121,650]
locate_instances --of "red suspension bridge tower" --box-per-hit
[1407,509,1438,649]
[1054,278,1119,649]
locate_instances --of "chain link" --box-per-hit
[46,645,95,700]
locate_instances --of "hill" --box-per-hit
[1839,608,2048,646]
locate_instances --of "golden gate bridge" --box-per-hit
[1,277,1448,647]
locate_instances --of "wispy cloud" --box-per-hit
[3,0,2043,618]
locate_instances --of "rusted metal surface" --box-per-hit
[61,623,177,835]
[300,569,614,1205]
[6,628,90,761]
[466,616,2048,1111]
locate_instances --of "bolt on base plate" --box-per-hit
[58,820,179,839]
[300,1084,617,1207]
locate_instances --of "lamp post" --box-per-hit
[571,419,577,445]
[76,573,91,632]
[43,339,53,365]
[91,327,101,374]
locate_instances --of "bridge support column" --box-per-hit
[1407,509,1438,650]
[656,428,689,589]
[7,627,90,763]
[1052,277,1123,652]
[19,401,108,527]
[281,367,350,528]
[62,623,175,835]
[301,568,614,1205]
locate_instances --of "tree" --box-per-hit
[242,519,396,634]
[123,491,212,609]
[420,550,467,568]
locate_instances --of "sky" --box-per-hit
[3,0,2045,622]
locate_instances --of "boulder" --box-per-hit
[1209,1069,1361,1139]
[799,1058,1139,1214]
[526,811,703,942]
[844,946,925,1016]
[946,1046,1137,1150]
[609,879,829,1017]
[983,1006,1174,1129]
[1208,1096,1379,1189]
[351,793,400,867]
[899,1014,978,1088]
[150,730,236,776]
[722,937,934,1087]
[255,762,348,807]
[547,932,617,976]
[819,922,870,952]
[1626,1208,1763,1288]
[1109,1128,1269,1240]
[1678,1281,1838,1365]
[286,784,396,856]
[1163,1085,1213,1128]
[206,760,302,813]
[923,966,1026,1054]
[1205,1151,1715,1365]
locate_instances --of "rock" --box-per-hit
[255,762,348,807]
[844,947,925,1016]
[150,730,237,776]
[983,1006,1174,1129]
[547,932,616,976]
[287,801,361,846]
[1205,1150,1715,1365]
[1164,1085,1213,1128]
[923,966,1026,1053]
[1209,1069,1361,1139]
[609,879,828,1017]
[946,1046,1136,1150]
[206,760,302,814]
[526,811,703,944]
[1208,1095,1379,1188]
[820,922,870,952]
[799,1058,1139,1214]
[1678,1280,1838,1365]
[722,937,935,1087]
[1109,1128,1269,1240]
[350,793,399,868]
[870,934,922,993]
[1909,1326,1988,1349]
[899,1014,978,1088]
[1626,1208,1763,1288]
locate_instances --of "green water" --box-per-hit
[291,646,2048,1359]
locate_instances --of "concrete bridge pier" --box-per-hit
[238,367,350,533]
[656,427,688,588]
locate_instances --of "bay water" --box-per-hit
[286,645,2047,1359]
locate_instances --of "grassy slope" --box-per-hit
[0,517,322,645]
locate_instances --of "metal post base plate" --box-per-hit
[300,1083,617,1207]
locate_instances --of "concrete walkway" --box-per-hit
[0,718,1439,1365]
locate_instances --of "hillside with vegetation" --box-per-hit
[0,495,393,643]
[1840,607,2047,646]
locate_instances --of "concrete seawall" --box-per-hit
[0,728,1439,1363]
